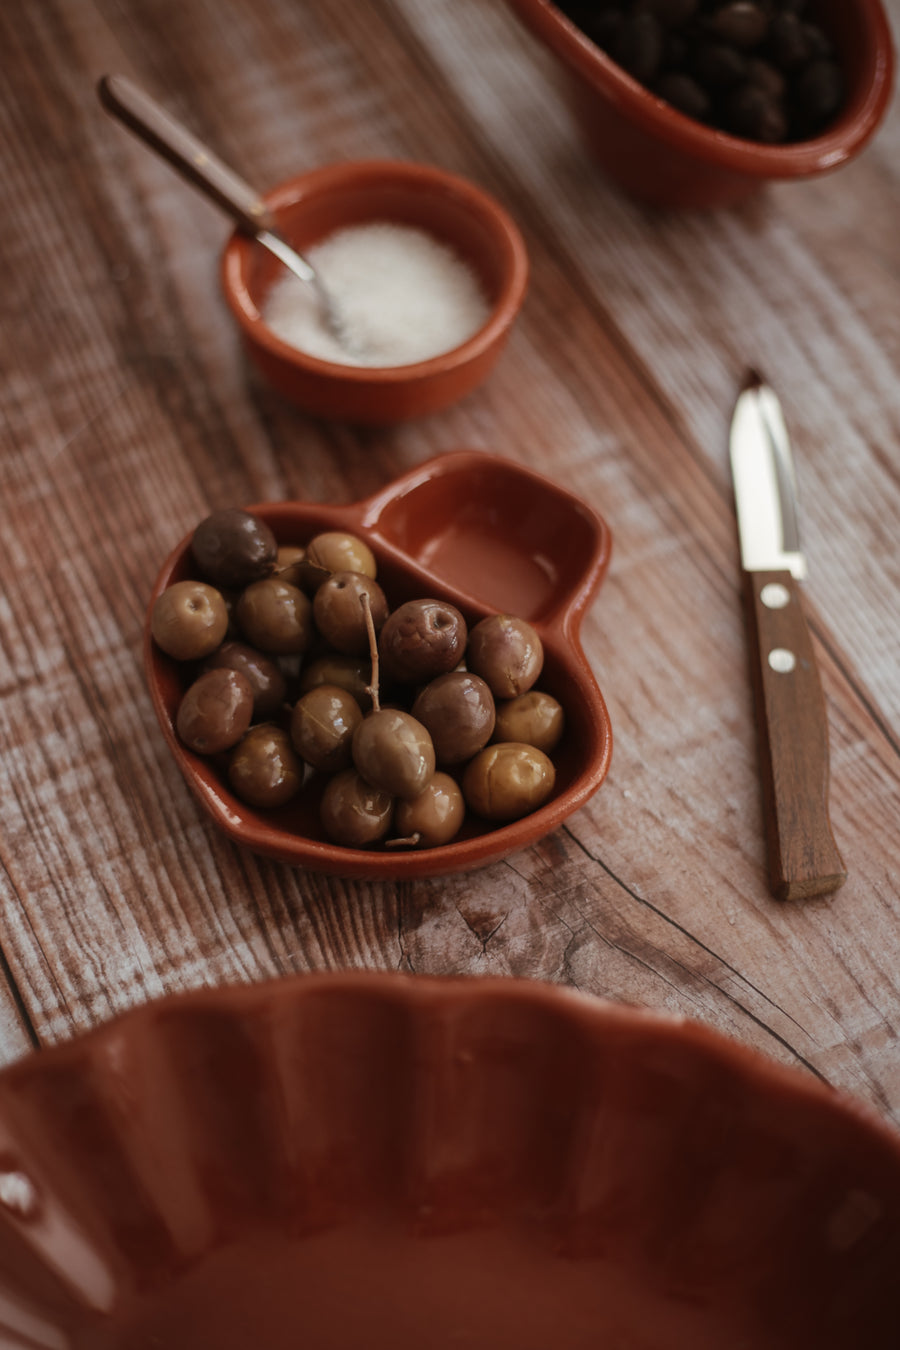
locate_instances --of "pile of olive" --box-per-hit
[559,0,844,144]
[150,508,567,851]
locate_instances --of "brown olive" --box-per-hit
[290,685,363,774]
[274,545,308,590]
[298,654,373,710]
[393,773,465,849]
[203,640,287,720]
[313,571,389,656]
[379,599,467,684]
[461,742,555,822]
[191,508,277,589]
[320,768,393,847]
[151,580,229,661]
[235,577,314,655]
[467,614,544,699]
[228,724,302,808]
[411,672,495,765]
[305,531,377,588]
[493,690,564,755]
[176,668,254,754]
[352,709,435,799]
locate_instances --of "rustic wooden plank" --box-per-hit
[0,0,898,1135]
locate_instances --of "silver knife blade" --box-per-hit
[729,373,808,581]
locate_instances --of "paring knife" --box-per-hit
[729,373,846,902]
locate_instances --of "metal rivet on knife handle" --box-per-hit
[760,582,791,609]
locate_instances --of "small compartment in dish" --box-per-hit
[364,452,610,624]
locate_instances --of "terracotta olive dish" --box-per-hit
[506,0,894,208]
[0,971,898,1349]
[221,159,529,422]
[145,451,613,876]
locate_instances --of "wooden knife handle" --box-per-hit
[97,74,275,236]
[743,570,846,901]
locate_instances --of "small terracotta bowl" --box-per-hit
[145,450,612,877]
[221,159,529,422]
[506,0,895,209]
[1,971,899,1348]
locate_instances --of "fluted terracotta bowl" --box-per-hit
[0,972,899,1349]
[506,0,894,208]
[145,450,613,877]
[221,159,528,422]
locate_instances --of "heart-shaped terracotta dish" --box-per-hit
[0,972,898,1349]
[144,451,613,876]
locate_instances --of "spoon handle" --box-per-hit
[97,74,276,237]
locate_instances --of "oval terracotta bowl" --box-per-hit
[0,972,899,1349]
[221,159,529,422]
[145,450,613,877]
[506,0,895,209]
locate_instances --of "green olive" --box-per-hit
[313,571,389,656]
[228,724,302,808]
[461,742,555,822]
[352,709,435,800]
[393,773,465,848]
[235,578,313,655]
[151,580,229,661]
[298,654,373,710]
[176,668,254,754]
[493,690,564,755]
[306,531,377,587]
[320,768,393,847]
[291,684,363,774]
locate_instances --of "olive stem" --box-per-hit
[385,832,421,849]
[360,590,381,713]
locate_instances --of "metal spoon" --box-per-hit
[97,74,349,349]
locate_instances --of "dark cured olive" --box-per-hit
[320,769,393,847]
[203,641,287,720]
[703,3,769,50]
[290,685,363,774]
[151,580,229,661]
[191,508,277,589]
[228,725,302,808]
[379,599,467,684]
[466,614,544,700]
[462,742,556,822]
[411,671,495,765]
[176,668,254,754]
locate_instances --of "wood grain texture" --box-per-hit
[0,0,899,1132]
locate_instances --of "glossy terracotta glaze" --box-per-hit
[0,972,898,1349]
[144,451,613,877]
[221,159,529,422]
[507,0,895,209]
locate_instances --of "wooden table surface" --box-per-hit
[2,0,899,1129]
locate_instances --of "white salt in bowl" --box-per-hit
[221,159,529,424]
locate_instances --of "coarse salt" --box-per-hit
[261,222,491,368]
